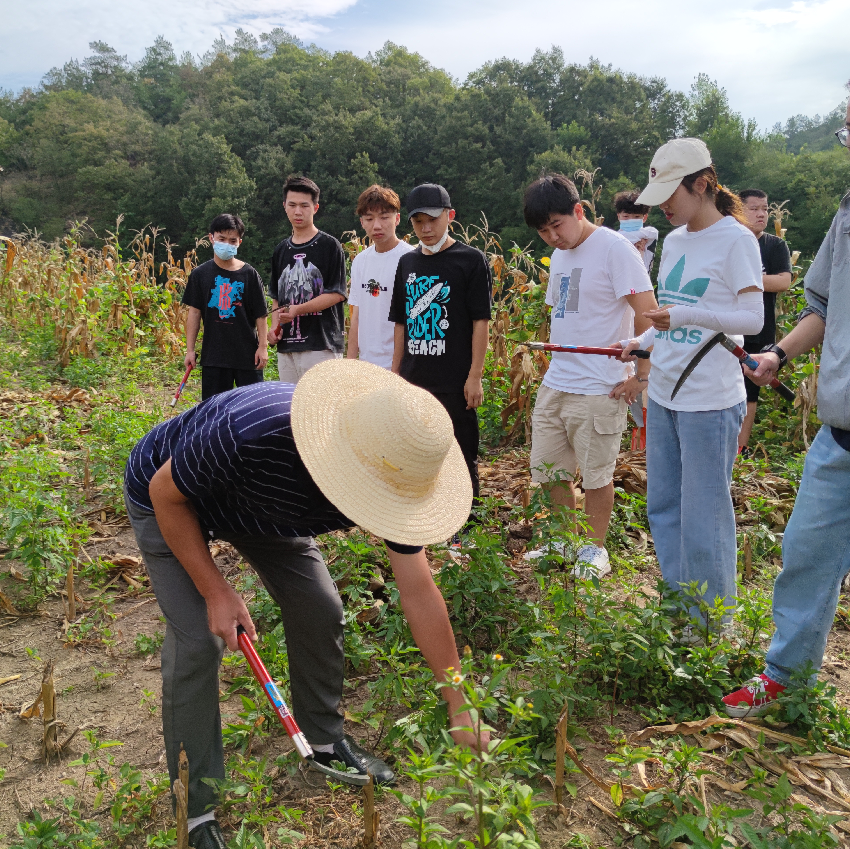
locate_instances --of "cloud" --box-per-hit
[3,0,848,129]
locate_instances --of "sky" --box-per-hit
[4,0,849,130]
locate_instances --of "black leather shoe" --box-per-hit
[312,735,395,785]
[188,820,226,849]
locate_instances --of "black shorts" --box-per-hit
[201,366,263,400]
[745,376,761,403]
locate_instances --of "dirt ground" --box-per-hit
[3,451,850,847]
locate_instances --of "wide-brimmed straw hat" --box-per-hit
[291,359,472,545]
[636,137,712,206]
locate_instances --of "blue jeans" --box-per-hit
[646,398,745,621]
[765,426,850,686]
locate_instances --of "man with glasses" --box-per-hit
[722,99,850,717]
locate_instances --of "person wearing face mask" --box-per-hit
[613,190,660,275]
[182,214,269,400]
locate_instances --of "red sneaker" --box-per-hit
[722,674,785,718]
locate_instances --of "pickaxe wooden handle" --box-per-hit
[523,342,651,359]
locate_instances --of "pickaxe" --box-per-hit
[523,342,651,359]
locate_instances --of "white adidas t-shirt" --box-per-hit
[648,216,762,412]
[348,241,413,368]
[543,227,653,395]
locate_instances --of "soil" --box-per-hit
[2,450,850,848]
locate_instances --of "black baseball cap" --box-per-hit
[405,183,452,219]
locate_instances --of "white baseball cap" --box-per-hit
[636,138,712,206]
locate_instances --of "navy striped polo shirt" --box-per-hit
[124,382,351,537]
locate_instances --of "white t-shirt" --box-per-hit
[348,241,413,368]
[542,227,653,395]
[619,225,659,273]
[648,216,763,412]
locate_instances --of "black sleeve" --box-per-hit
[388,259,407,323]
[182,267,206,309]
[323,238,347,299]
[466,251,493,321]
[244,268,268,320]
[766,239,792,276]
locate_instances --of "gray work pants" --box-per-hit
[125,494,345,817]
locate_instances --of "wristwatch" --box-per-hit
[759,343,788,369]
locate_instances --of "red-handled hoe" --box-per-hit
[236,626,370,786]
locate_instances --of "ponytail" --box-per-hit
[681,166,748,227]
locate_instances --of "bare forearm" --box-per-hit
[255,316,267,348]
[186,309,201,352]
[779,313,826,360]
[346,308,359,359]
[468,319,489,379]
[763,272,792,293]
[294,292,345,314]
[391,324,404,373]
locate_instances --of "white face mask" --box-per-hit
[421,227,450,255]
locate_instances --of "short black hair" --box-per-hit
[523,174,581,229]
[283,175,320,204]
[613,190,649,216]
[739,189,768,202]
[209,213,245,238]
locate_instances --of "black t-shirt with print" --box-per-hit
[388,242,492,393]
[269,231,347,353]
[744,232,792,351]
[182,260,268,370]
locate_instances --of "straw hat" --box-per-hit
[291,359,472,545]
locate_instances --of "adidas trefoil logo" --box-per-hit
[658,255,710,307]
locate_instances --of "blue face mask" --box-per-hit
[619,219,644,233]
[213,241,238,260]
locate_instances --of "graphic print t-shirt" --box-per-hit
[388,242,492,393]
[182,260,267,370]
[349,241,414,368]
[543,227,653,395]
[649,216,763,412]
[743,232,792,351]
[269,231,347,353]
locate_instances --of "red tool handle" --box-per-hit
[236,626,313,759]
[720,339,796,404]
[525,342,651,360]
[170,364,193,407]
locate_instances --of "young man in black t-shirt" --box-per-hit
[389,184,492,506]
[183,213,268,400]
[268,176,347,383]
[737,189,793,453]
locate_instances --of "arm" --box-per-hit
[346,306,360,359]
[279,292,345,323]
[184,307,201,369]
[464,319,489,409]
[744,312,826,386]
[609,289,656,402]
[391,323,404,374]
[254,315,268,368]
[763,271,792,293]
[148,459,256,650]
[386,546,485,748]
[644,287,764,335]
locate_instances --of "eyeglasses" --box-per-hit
[837,127,850,147]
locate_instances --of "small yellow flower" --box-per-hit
[540,256,551,267]
[452,673,463,684]
[492,654,503,662]
[527,702,533,709]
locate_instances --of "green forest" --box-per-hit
[1,32,848,272]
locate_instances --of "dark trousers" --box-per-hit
[125,495,344,818]
[201,366,263,400]
[431,391,480,503]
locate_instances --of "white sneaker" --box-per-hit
[573,545,611,578]
[523,541,567,562]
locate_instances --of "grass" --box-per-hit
[1,229,848,848]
